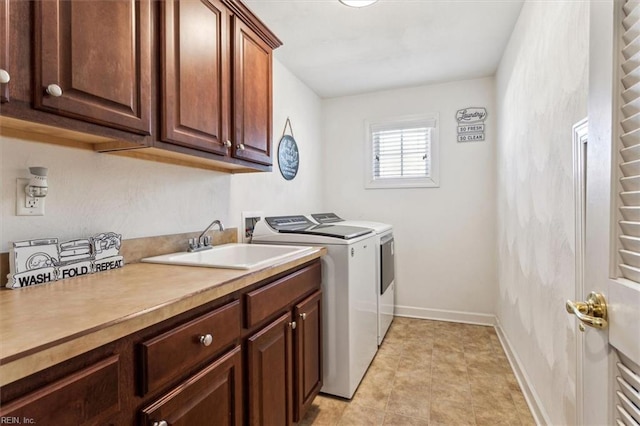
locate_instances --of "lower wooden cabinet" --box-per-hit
[294,290,323,422]
[141,345,243,426]
[0,355,120,425]
[0,259,322,425]
[248,312,294,426]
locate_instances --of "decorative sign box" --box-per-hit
[6,232,124,289]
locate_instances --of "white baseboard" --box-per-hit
[494,318,549,426]
[394,304,497,326]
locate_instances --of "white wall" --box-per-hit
[322,77,497,321]
[495,1,588,424]
[0,59,323,252]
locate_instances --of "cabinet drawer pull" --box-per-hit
[288,321,297,330]
[199,333,213,347]
[300,313,307,320]
[0,69,10,84]
[237,143,245,151]
[152,421,168,426]
[223,140,232,148]
[46,83,63,97]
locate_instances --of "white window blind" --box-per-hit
[618,0,640,283]
[372,125,431,179]
[366,115,439,189]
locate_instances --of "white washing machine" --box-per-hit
[311,213,395,346]
[252,215,378,399]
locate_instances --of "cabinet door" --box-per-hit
[160,0,230,155]
[141,346,243,426]
[0,355,120,425]
[247,312,293,426]
[231,17,273,166]
[34,0,151,134]
[0,0,8,103]
[294,290,323,422]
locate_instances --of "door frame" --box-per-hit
[572,117,588,426]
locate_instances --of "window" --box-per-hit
[365,114,439,189]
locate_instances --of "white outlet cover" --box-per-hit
[16,178,45,216]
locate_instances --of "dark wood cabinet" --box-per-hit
[141,346,243,426]
[247,312,294,426]
[0,259,321,425]
[0,0,9,103]
[294,290,323,422]
[0,355,121,425]
[231,16,273,166]
[1,0,282,172]
[33,0,152,134]
[140,300,241,396]
[160,0,230,155]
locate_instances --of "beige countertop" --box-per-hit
[0,247,325,387]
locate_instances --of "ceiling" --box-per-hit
[244,0,524,99]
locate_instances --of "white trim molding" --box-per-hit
[394,304,496,326]
[495,318,550,426]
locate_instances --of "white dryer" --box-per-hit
[311,213,395,346]
[252,215,378,399]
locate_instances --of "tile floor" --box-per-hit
[300,317,536,425]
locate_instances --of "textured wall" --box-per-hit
[322,77,497,320]
[0,59,324,252]
[495,1,588,424]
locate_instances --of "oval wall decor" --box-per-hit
[278,134,299,180]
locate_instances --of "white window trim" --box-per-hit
[364,113,440,189]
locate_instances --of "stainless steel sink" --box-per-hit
[141,243,313,270]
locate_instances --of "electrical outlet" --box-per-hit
[16,178,45,216]
[26,196,40,209]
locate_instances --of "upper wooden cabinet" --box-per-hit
[160,0,230,155]
[33,0,152,135]
[0,0,9,103]
[231,16,273,166]
[158,0,279,167]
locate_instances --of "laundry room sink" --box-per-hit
[141,243,314,270]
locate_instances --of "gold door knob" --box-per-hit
[566,292,608,329]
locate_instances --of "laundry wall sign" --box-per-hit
[456,107,487,142]
[7,232,124,289]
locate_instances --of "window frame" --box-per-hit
[364,113,440,189]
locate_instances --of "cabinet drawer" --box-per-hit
[140,300,241,395]
[245,262,321,328]
[0,355,120,425]
[141,346,243,426]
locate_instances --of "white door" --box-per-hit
[572,1,640,425]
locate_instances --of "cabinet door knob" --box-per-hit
[199,333,213,347]
[300,313,307,320]
[237,143,245,151]
[0,69,10,84]
[152,421,168,426]
[288,321,297,330]
[46,84,63,97]
[223,140,232,148]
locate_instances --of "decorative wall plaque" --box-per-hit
[456,107,487,143]
[278,117,300,181]
[7,232,124,289]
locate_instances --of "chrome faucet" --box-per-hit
[189,219,225,252]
